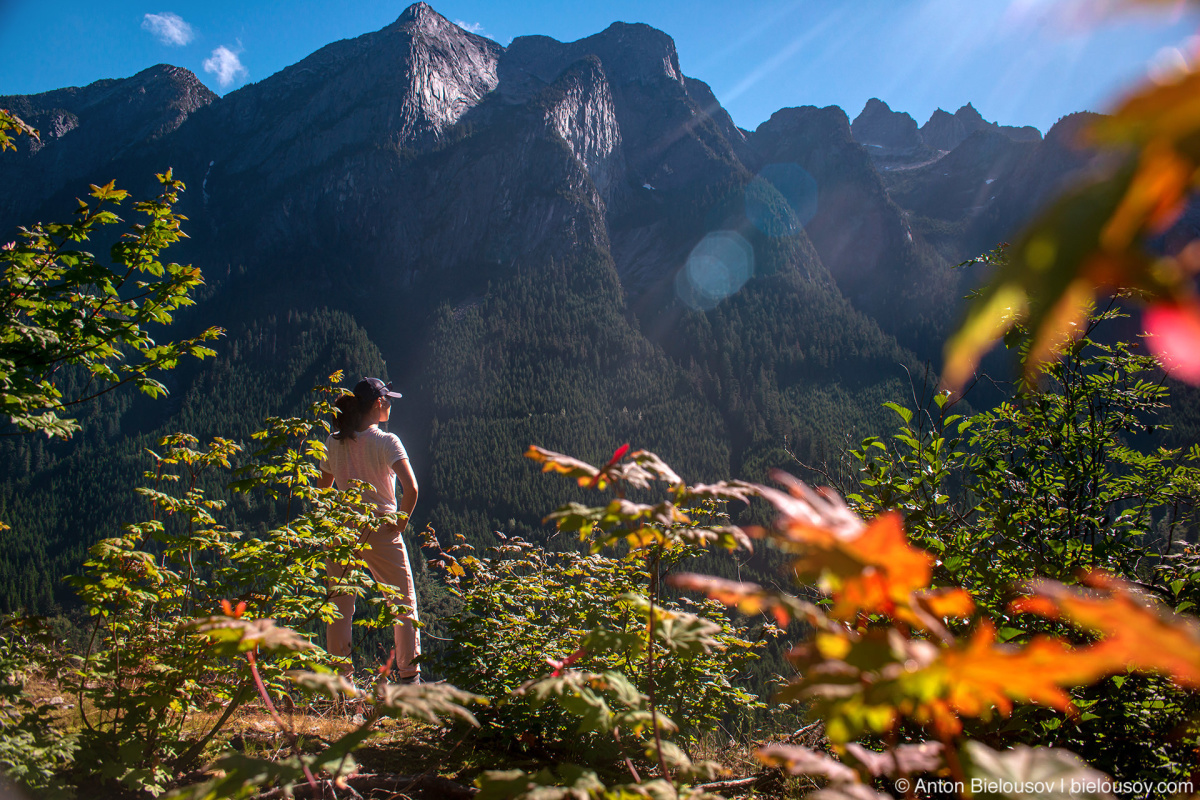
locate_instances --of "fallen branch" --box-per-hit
[753,720,822,749]
[785,722,822,742]
[693,774,768,793]
[252,773,477,800]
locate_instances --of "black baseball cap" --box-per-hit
[354,377,403,408]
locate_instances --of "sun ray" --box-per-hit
[719,4,854,105]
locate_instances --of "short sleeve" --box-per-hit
[384,432,408,466]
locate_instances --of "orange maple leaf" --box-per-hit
[786,512,932,620]
[1014,573,1200,688]
[937,622,1087,718]
[669,572,815,626]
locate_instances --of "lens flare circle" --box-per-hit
[676,231,755,310]
[745,162,818,238]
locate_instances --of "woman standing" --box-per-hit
[318,377,420,682]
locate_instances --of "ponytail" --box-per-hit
[333,393,368,440]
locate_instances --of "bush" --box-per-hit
[428,528,765,756]
[8,375,411,795]
[426,445,770,790]
[842,303,1200,782]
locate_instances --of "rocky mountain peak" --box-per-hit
[1044,111,1099,147]
[757,104,852,142]
[502,22,681,90]
[538,56,625,205]
[187,1,503,185]
[950,102,1042,144]
[587,22,684,85]
[0,64,217,229]
[389,2,457,36]
[920,108,965,151]
[861,98,892,115]
[851,97,922,150]
[954,103,988,134]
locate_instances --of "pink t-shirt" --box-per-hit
[320,426,410,512]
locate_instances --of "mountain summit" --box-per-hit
[851,98,923,150]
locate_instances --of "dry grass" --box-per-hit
[683,719,828,799]
[19,676,818,799]
[20,674,494,794]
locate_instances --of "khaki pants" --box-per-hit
[326,523,420,679]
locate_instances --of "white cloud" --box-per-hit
[203,45,248,88]
[142,12,194,46]
[454,20,507,44]
[455,19,490,36]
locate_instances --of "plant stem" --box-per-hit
[247,649,319,791]
[645,544,670,786]
[941,734,967,789]
[172,680,253,771]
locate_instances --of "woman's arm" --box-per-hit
[317,471,335,489]
[393,458,418,531]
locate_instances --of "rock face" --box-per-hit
[954,103,991,137]
[174,2,503,193]
[920,108,967,151]
[919,103,1043,153]
[879,109,1098,266]
[1,64,214,157]
[751,105,958,348]
[851,98,923,150]
[960,111,1100,256]
[955,102,1042,143]
[0,3,1099,361]
[0,64,215,227]
[501,22,742,196]
[885,129,1035,223]
[539,57,625,205]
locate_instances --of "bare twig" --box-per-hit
[247,649,319,791]
[251,774,477,800]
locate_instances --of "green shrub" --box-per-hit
[844,302,1200,782]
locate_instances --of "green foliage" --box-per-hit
[58,375,415,794]
[420,222,917,563]
[8,370,477,797]
[0,307,388,615]
[0,616,76,799]
[851,302,1200,607]
[172,616,482,800]
[690,446,1200,800]
[843,303,1200,781]
[436,446,770,797]
[0,170,221,439]
[0,108,38,153]
[428,531,764,752]
[943,58,1200,388]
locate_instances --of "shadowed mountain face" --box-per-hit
[851,98,1045,179]
[749,105,959,350]
[0,5,1095,359]
[852,98,922,150]
[0,3,1106,610]
[885,130,1037,224]
[0,64,216,226]
[905,102,1044,155]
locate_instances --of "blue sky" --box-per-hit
[0,0,1196,134]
